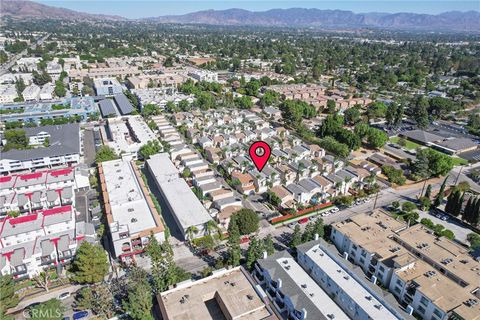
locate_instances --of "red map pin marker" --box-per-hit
[249,141,271,172]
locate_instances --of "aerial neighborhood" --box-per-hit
[0,2,479,320]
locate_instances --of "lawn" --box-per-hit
[389,136,421,150]
[451,157,468,166]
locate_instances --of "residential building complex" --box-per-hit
[103,115,156,158]
[331,211,480,320]
[0,167,95,279]
[0,123,81,174]
[0,97,98,124]
[98,159,165,261]
[255,250,349,320]
[147,153,213,240]
[94,77,124,96]
[157,266,277,320]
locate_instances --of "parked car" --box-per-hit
[240,236,250,244]
[73,311,89,320]
[58,292,71,300]
[298,218,309,224]
[331,207,339,213]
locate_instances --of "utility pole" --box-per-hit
[373,190,380,210]
[419,178,428,199]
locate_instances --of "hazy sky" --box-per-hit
[37,0,480,19]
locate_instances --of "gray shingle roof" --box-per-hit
[113,93,135,115]
[99,99,117,117]
[1,123,80,161]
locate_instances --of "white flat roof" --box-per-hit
[107,115,155,154]
[147,153,212,230]
[276,257,349,320]
[304,244,400,319]
[102,159,158,234]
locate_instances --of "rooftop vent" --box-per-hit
[301,284,307,289]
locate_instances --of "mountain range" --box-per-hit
[2,0,479,32]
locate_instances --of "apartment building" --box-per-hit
[0,168,76,217]
[69,66,140,80]
[0,84,18,103]
[331,211,480,320]
[188,69,218,82]
[94,77,123,96]
[0,167,94,279]
[146,153,213,240]
[297,239,412,320]
[104,115,156,159]
[0,123,81,174]
[22,84,41,101]
[98,159,165,260]
[254,250,350,320]
[0,97,98,124]
[158,266,277,320]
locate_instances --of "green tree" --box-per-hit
[95,146,118,163]
[413,96,430,129]
[424,184,432,199]
[344,106,362,125]
[263,234,275,256]
[75,284,115,319]
[313,218,325,239]
[228,209,259,235]
[302,222,315,243]
[227,220,241,267]
[246,237,263,270]
[402,201,416,213]
[290,225,302,248]
[234,95,253,109]
[123,272,153,320]
[366,102,387,119]
[71,242,109,284]
[141,104,160,117]
[139,140,162,159]
[3,129,28,151]
[366,128,388,148]
[30,299,64,320]
[260,90,279,107]
[54,80,66,97]
[0,275,19,318]
[467,233,480,250]
[433,177,448,208]
[445,190,464,217]
[326,99,336,113]
[382,165,406,185]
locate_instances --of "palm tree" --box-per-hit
[205,220,219,237]
[296,163,305,183]
[186,226,199,242]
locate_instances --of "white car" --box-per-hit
[58,292,71,300]
[331,207,340,213]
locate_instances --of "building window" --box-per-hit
[396,279,403,286]
[379,265,385,272]
[417,305,426,314]
[394,287,401,295]
[420,296,429,307]
[433,308,443,318]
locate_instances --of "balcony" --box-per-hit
[41,255,56,265]
[14,273,29,281]
[273,298,286,312]
[59,250,73,259]
[121,242,131,252]
[12,264,27,276]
